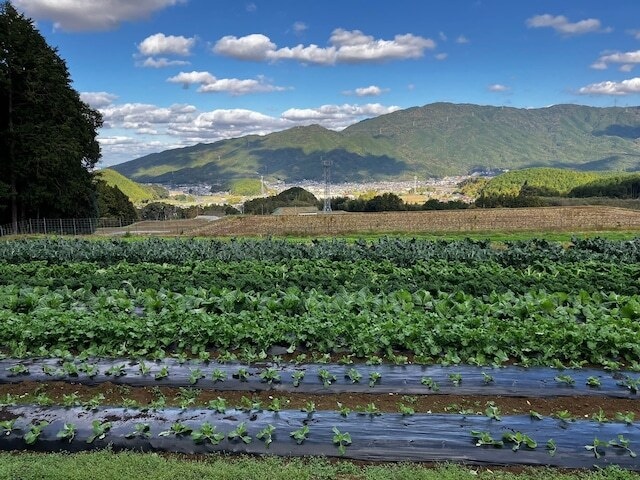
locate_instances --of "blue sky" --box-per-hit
[13,0,640,166]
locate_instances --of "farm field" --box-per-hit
[1,237,639,473]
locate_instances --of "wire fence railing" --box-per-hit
[0,217,134,237]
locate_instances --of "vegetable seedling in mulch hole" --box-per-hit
[56,423,76,442]
[318,368,336,387]
[259,367,281,384]
[0,419,17,436]
[608,435,636,458]
[471,430,503,447]
[208,397,227,413]
[421,377,440,391]
[369,372,382,387]
[7,364,29,376]
[211,368,227,382]
[257,425,275,448]
[290,425,309,445]
[233,367,250,381]
[154,365,169,380]
[105,364,126,377]
[585,438,608,459]
[159,422,192,437]
[24,421,49,445]
[332,427,352,455]
[125,423,151,439]
[87,420,111,444]
[615,411,635,425]
[292,370,305,387]
[188,368,205,385]
[227,422,251,444]
[191,423,224,445]
[502,432,537,452]
[345,368,362,384]
[554,374,575,386]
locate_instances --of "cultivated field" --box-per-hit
[192,206,640,237]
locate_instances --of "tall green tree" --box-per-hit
[0,1,102,230]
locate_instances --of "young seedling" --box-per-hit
[608,435,636,458]
[41,364,58,376]
[259,367,281,384]
[191,422,224,445]
[365,355,382,366]
[0,393,17,407]
[176,387,200,410]
[502,432,537,452]
[87,420,112,444]
[267,397,287,412]
[301,401,316,415]
[62,392,80,408]
[24,421,49,445]
[7,364,29,376]
[122,398,140,409]
[313,352,331,364]
[125,423,151,439]
[471,430,503,448]
[35,393,53,406]
[482,372,494,384]
[256,424,275,448]
[292,370,305,387]
[216,351,237,363]
[83,393,105,411]
[337,354,354,365]
[0,419,17,436]
[290,425,309,445]
[207,397,227,413]
[56,423,76,443]
[227,422,251,444]
[529,410,544,420]
[358,402,381,416]
[233,367,250,382]
[149,395,166,411]
[61,361,79,376]
[368,371,382,388]
[318,368,337,388]
[546,439,557,457]
[332,427,352,455]
[198,351,211,363]
[105,364,126,377]
[485,403,502,421]
[615,411,635,425]
[237,396,262,413]
[398,403,415,415]
[421,377,440,391]
[159,422,192,437]
[554,374,575,386]
[154,365,170,380]
[294,354,307,365]
[617,376,640,394]
[137,361,151,376]
[188,367,205,385]
[449,373,463,386]
[345,368,362,384]
[337,402,351,417]
[586,376,601,388]
[591,408,608,423]
[554,410,575,422]
[78,362,99,378]
[211,368,227,383]
[585,437,608,459]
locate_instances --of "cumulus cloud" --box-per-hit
[627,29,640,40]
[167,70,288,95]
[488,84,509,92]
[13,0,186,31]
[281,103,400,129]
[80,91,118,108]
[578,77,640,95]
[591,50,640,70]
[293,21,308,34]
[455,35,469,44]
[343,85,388,97]
[100,103,197,129]
[526,14,609,36]
[213,28,435,65]
[620,64,635,73]
[138,33,195,56]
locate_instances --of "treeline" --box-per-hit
[332,194,468,212]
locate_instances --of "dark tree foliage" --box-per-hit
[569,175,640,199]
[0,2,102,228]
[243,187,319,215]
[95,181,138,221]
[138,202,238,220]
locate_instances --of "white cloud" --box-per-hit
[627,29,640,40]
[439,32,447,41]
[80,91,118,108]
[488,84,509,92]
[435,53,448,60]
[293,21,308,34]
[343,85,388,97]
[100,103,197,129]
[214,28,435,65]
[167,71,287,95]
[578,77,640,96]
[281,103,400,129]
[526,14,608,36]
[620,64,635,73]
[246,2,257,12]
[139,57,190,68]
[13,0,186,31]
[138,33,195,56]
[591,50,640,70]
[455,35,469,44]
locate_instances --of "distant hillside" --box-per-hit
[112,103,640,183]
[96,169,162,204]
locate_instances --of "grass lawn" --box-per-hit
[0,452,638,480]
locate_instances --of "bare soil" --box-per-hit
[2,381,638,418]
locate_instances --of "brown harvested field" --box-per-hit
[192,206,640,237]
[96,218,212,236]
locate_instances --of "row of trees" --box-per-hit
[0,3,102,229]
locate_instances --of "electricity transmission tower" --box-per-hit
[322,158,332,213]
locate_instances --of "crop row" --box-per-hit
[1,406,638,468]
[1,286,639,367]
[2,237,640,265]
[2,260,639,296]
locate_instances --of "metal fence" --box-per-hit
[0,218,133,237]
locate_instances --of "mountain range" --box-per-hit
[112,103,640,184]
